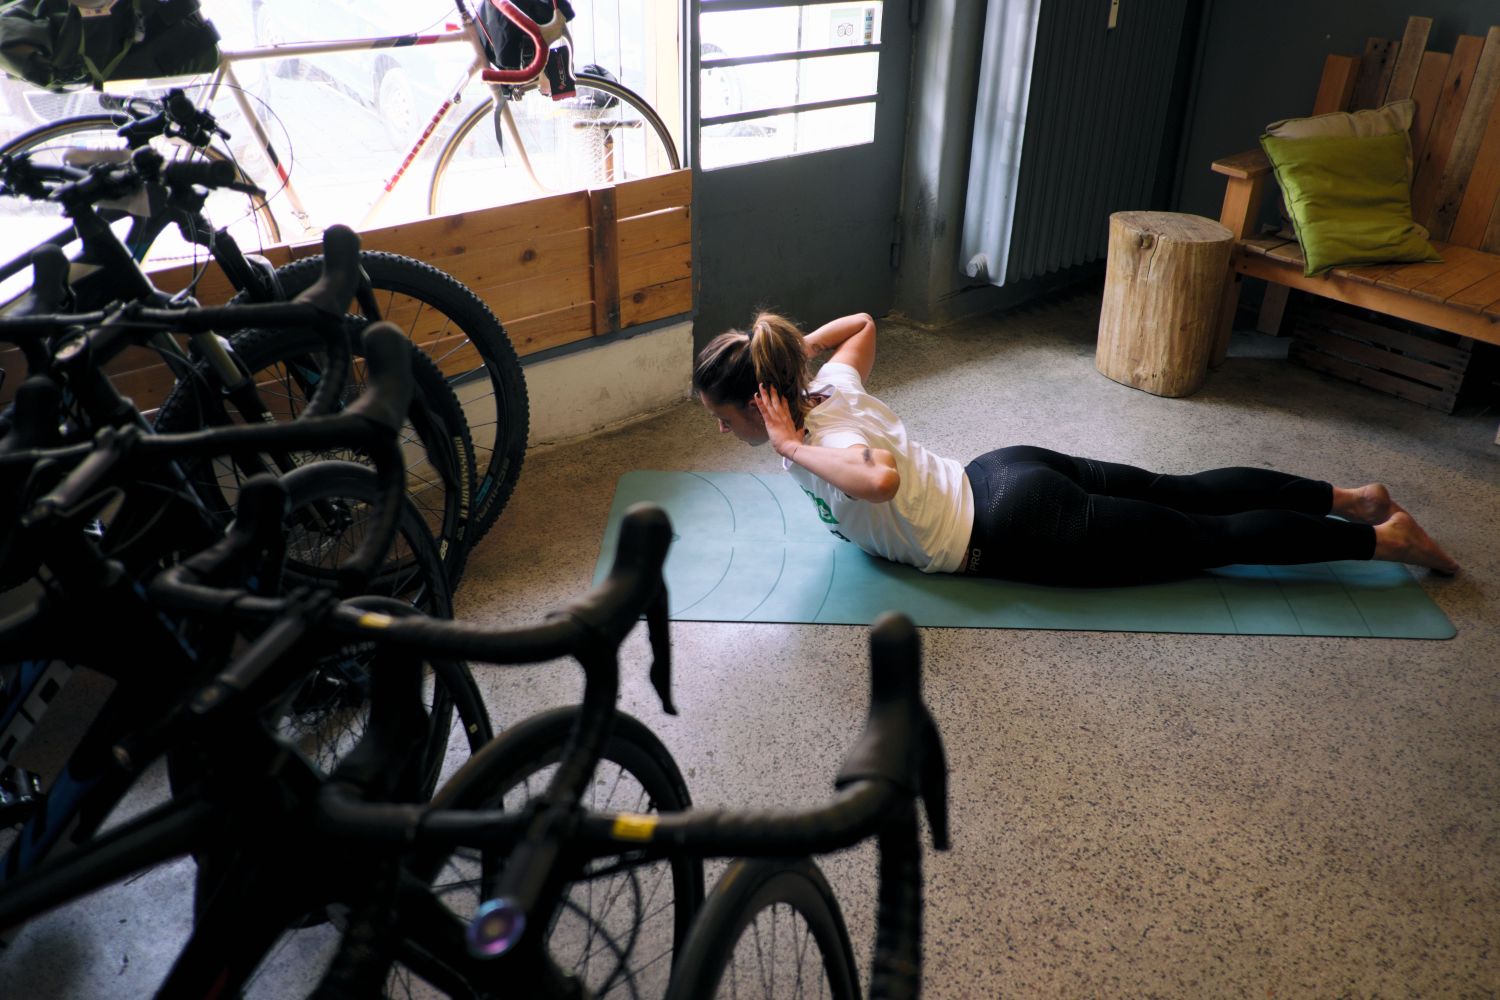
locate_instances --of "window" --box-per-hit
[698,1,883,170]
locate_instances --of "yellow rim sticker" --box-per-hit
[611,813,658,842]
[358,612,394,629]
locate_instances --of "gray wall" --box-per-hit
[1173,2,1496,221]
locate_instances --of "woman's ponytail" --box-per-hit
[748,312,812,427]
[694,310,814,427]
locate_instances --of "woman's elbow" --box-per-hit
[868,466,900,503]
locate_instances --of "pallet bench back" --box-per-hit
[1212,18,1500,348]
[1340,18,1500,252]
[1210,17,1500,440]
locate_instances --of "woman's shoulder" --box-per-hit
[812,361,865,392]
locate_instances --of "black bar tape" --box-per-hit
[161,158,237,189]
[644,782,892,855]
[869,804,923,1000]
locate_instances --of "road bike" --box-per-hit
[0,0,681,258]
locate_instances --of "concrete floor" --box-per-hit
[4,286,1498,996]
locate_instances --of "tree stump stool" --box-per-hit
[1096,211,1234,397]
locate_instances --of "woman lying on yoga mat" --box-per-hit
[693,311,1459,585]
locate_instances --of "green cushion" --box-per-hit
[1259,131,1440,277]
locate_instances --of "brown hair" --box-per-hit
[692,311,813,427]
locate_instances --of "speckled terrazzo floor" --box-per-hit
[3,286,1497,997]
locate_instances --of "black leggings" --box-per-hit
[961,446,1376,586]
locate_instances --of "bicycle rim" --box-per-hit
[429,73,681,215]
[407,708,704,999]
[663,859,860,1000]
[0,114,279,276]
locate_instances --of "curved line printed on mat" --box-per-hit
[740,547,787,621]
[811,544,840,622]
[748,472,787,535]
[674,545,737,617]
[685,471,736,534]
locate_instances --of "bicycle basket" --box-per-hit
[0,0,220,91]
[477,0,573,72]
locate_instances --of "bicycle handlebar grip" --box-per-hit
[3,377,63,451]
[8,245,71,318]
[161,158,238,190]
[835,612,922,788]
[565,503,672,642]
[178,474,289,585]
[336,323,413,591]
[345,323,414,434]
[24,427,135,525]
[294,224,362,315]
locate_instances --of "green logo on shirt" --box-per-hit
[801,488,839,525]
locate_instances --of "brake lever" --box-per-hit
[645,583,676,715]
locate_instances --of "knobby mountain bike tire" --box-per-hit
[0,113,282,267]
[398,707,705,999]
[152,323,477,589]
[428,71,681,217]
[663,858,861,1000]
[250,252,527,550]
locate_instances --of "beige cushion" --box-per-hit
[1266,99,1416,172]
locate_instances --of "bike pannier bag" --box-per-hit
[0,0,220,91]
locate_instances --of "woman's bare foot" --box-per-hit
[1332,483,1396,524]
[1373,510,1460,575]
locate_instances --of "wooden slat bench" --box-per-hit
[1211,16,1500,442]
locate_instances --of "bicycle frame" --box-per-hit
[194,1,566,237]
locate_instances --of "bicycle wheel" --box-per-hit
[0,114,280,273]
[407,707,705,999]
[663,858,861,1000]
[184,462,493,935]
[272,460,491,789]
[429,72,681,215]
[257,251,527,546]
[151,322,476,588]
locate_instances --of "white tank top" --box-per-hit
[782,363,973,573]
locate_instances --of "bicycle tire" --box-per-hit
[663,858,862,1000]
[272,459,490,790]
[404,706,705,999]
[151,322,477,588]
[429,71,681,216]
[0,113,281,267]
[254,251,527,546]
[183,461,493,933]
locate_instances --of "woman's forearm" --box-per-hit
[779,440,899,503]
[804,313,874,354]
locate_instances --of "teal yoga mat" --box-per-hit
[595,471,1455,638]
